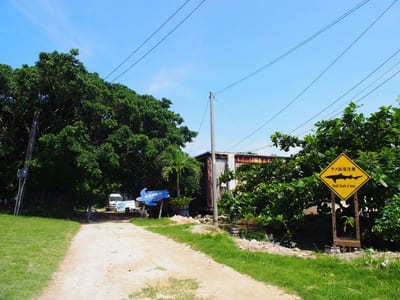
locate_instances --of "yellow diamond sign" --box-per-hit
[319,153,370,200]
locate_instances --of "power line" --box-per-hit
[248,143,275,153]
[330,67,400,119]
[289,46,400,135]
[215,0,371,94]
[355,69,400,104]
[104,0,192,80]
[249,64,400,153]
[325,59,400,118]
[289,61,400,137]
[111,0,207,82]
[225,0,397,152]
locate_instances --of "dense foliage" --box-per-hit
[220,102,400,243]
[0,50,196,215]
[169,196,194,207]
[160,145,201,197]
[373,195,400,243]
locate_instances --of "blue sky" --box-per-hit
[1,0,400,156]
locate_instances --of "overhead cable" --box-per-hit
[215,0,372,94]
[328,67,400,120]
[325,59,400,119]
[289,47,400,134]
[225,0,397,151]
[112,0,207,82]
[104,0,192,80]
[247,52,400,153]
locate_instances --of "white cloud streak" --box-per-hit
[10,0,92,58]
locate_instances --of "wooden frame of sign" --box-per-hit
[330,191,361,248]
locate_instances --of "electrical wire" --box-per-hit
[328,67,400,120]
[324,59,400,119]
[289,47,400,135]
[248,65,400,155]
[288,61,400,137]
[248,143,275,153]
[247,51,400,153]
[225,0,398,152]
[111,0,207,82]
[215,0,371,94]
[104,0,192,80]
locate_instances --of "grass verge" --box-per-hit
[132,219,400,300]
[129,277,207,300]
[0,214,80,300]
[131,217,172,227]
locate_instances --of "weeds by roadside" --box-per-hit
[131,217,172,227]
[351,249,400,272]
[132,218,400,300]
[129,277,208,300]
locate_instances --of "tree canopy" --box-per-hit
[0,50,196,215]
[220,101,400,245]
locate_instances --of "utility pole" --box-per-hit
[14,111,39,216]
[209,91,218,226]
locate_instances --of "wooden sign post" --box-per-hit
[331,191,361,248]
[320,154,370,249]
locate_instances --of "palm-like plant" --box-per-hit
[161,146,201,197]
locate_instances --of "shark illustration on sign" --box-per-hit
[325,173,363,183]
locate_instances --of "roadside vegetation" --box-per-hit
[131,217,172,227]
[133,219,400,300]
[0,50,198,216]
[0,214,79,300]
[129,277,206,300]
[220,102,400,249]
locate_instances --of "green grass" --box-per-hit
[0,214,80,300]
[132,219,400,300]
[129,277,207,300]
[131,217,172,227]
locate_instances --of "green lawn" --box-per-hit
[0,214,80,300]
[131,218,400,300]
[131,217,172,227]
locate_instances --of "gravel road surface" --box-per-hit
[40,221,297,300]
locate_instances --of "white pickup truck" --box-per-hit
[107,193,123,211]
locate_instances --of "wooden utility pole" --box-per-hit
[14,112,39,216]
[209,91,218,226]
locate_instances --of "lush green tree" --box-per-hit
[220,101,400,243]
[160,146,201,197]
[372,194,400,244]
[0,50,196,215]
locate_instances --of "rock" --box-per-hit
[169,215,200,225]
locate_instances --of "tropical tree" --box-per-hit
[220,101,400,244]
[0,50,197,215]
[160,146,201,197]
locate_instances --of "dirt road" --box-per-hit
[40,221,297,300]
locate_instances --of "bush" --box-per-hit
[373,194,400,243]
[219,103,400,244]
[169,196,193,207]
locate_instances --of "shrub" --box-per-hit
[169,196,194,207]
[373,194,400,243]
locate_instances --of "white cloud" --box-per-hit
[10,0,92,59]
[144,66,193,98]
